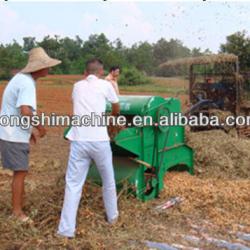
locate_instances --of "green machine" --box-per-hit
[88,95,194,201]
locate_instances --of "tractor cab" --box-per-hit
[188,56,239,115]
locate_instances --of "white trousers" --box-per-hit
[57,141,118,237]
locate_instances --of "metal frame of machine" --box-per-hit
[160,54,250,136]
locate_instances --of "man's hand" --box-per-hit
[111,103,120,116]
[20,105,46,138]
[108,124,125,140]
[30,132,37,145]
[36,125,46,138]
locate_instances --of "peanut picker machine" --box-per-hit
[87,95,194,201]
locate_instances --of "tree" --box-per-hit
[23,37,36,52]
[0,34,211,79]
[0,41,26,79]
[153,38,191,67]
[127,42,154,74]
[220,31,250,70]
[36,36,62,73]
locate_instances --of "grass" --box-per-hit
[1,75,189,95]
[37,75,189,95]
[120,76,188,95]
[120,84,186,95]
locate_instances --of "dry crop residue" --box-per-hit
[187,129,250,179]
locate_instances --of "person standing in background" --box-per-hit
[105,66,121,95]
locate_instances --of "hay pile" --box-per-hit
[187,130,250,178]
[163,172,250,229]
[0,171,176,249]
[1,169,249,249]
[209,109,234,130]
[160,54,238,68]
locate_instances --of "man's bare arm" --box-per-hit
[111,103,120,116]
[20,105,33,117]
[20,105,46,138]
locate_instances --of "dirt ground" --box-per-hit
[0,76,249,249]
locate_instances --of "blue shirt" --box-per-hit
[0,73,37,143]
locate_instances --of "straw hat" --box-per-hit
[21,47,61,73]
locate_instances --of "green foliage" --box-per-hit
[153,38,191,66]
[220,31,250,71]
[127,42,154,74]
[0,33,215,80]
[118,67,152,86]
[0,41,27,79]
[3,31,250,82]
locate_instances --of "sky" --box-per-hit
[1,1,250,52]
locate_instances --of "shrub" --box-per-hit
[0,69,11,80]
[118,67,151,85]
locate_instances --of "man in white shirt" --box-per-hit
[0,47,61,222]
[58,59,120,238]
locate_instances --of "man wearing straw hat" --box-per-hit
[0,47,61,222]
